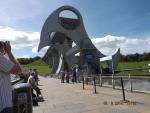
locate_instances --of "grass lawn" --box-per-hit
[23,59,150,76]
[117,60,150,75]
[118,60,150,69]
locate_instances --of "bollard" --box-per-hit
[120,77,126,101]
[93,76,97,94]
[98,75,100,87]
[129,74,133,92]
[82,76,85,89]
[99,74,102,87]
[13,83,32,113]
[112,74,115,89]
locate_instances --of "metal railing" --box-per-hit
[52,72,150,94]
[81,74,150,94]
[79,74,150,101]
[11,78,24,85]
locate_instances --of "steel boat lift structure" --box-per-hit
[38,5,120,75]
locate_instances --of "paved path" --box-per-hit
[33,76,150,113]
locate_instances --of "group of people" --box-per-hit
[27,68,44,104]
[72,66,80,83]
[0,41,43,113]
[61,66,80,83]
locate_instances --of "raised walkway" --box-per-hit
[33,76,150,113]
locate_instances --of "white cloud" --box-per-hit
[32,46,49,54]
[0,26,48,56]
[22,55,30,58]
[40,46,49,53]
[0,26,40,49]
[1,25,150,57]
[32,46,38,54]
[91,35,150,55]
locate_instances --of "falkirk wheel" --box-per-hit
[38,5,120,75]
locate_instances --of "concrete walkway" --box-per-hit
[33,76,150,113]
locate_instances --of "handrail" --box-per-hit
[52,73,150,95]
[83,74,150,78]
[81,74,150,94]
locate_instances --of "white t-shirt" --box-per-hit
[27,75,36,88]
[0,53,14,112]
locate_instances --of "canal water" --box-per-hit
[102,77,150,92]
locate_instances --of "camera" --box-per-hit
[2,41,7,50]
[0,41,5,48]
[0,41,8,49]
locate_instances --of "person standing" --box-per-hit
[65,69,69,83]
[72,67,77,82]
[28,68,32,78]
[0,41,22,113]
[61,70,65,83]
[33,69,39,85]
[76,66,80,83]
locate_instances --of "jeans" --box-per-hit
[0,107,13,113]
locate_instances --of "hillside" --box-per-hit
[26,59,48,66]
[118,60,150,69]
[23,59,51,76]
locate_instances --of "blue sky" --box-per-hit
[0,0,150,57]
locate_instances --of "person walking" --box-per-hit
[0,41,22,113]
